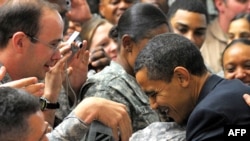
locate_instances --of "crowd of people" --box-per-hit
[0,0,250,141]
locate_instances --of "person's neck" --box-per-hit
[115,55,134,77]
[218,14,230,33]
[191,72,211,105]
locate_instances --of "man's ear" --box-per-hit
[214,0,225,13]
[11,31,29,52]
[173,66,190,87]
[121,34,133,53]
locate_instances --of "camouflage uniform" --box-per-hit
[0,64,89,141]
[80,61,160,132]
[129,122,186,141]
[47,112,89,141]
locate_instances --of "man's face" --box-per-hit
[135,67,195,124]
[220,0,250,21]
[170,9,207,49]
[22,10,63,80]
[99,0,135,24]
[25,111,48,141]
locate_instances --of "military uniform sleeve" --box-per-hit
[47,112,89,141]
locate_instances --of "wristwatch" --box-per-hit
[39,97,60,111]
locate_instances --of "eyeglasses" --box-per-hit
[26,34,62,51]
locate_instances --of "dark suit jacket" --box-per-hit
[186,75,250,141]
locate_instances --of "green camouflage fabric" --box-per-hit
[54,70,97,127]
[47,112,89,141]
[80,61,160,132]
[129,122,186,141]
[54,87,73,127]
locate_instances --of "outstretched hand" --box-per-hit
[0,66,44,97]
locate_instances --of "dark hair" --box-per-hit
[231,13,250,23]
[0,0,58,48]
[167,0,209,27]
[221,38,250,67]
[134,33,207,82]
[87,0,100,14]
[0,87,40,140]
[109,3,168,51]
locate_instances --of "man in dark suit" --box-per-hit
[134,33,250,141]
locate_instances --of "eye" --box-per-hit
[244,62,250,70]
[125,0,135,3]
[227,33,235,40]
[239,32,250,39]
[110,0,120,5]
[225,66,236,73]
[100,42,109,48]
[145,91,158,98]
[194,30,206,36]
[50,41,61,49]
[236,0,248,4]
[177,27,188,34]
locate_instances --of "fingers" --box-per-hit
[23,83,45,97]
[116,106,132,141]
[90,57,110,66]
[89,47,107,61]
[1,77,38,88]
[0,77,44,97]
[89,47,111,72]
[243,94,250,106]
[112,127,119,141]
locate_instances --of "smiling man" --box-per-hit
[134,33,250,140]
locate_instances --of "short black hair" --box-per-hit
[134,33,207,82]
[167,0,209,25]
[0,87,40,140]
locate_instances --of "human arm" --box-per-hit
[0,66,44,97]
[42,45,73,126]
[47,97,132,141]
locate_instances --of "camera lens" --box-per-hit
[75,40,83,48]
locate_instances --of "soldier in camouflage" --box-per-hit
[79,3,169,134]
[80,61,160,132]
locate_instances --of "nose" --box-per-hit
[52,49,62,60]
[149,97,158,110]
[185,31,195,43]
[110,40,118,52]
[235,68,246,80]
